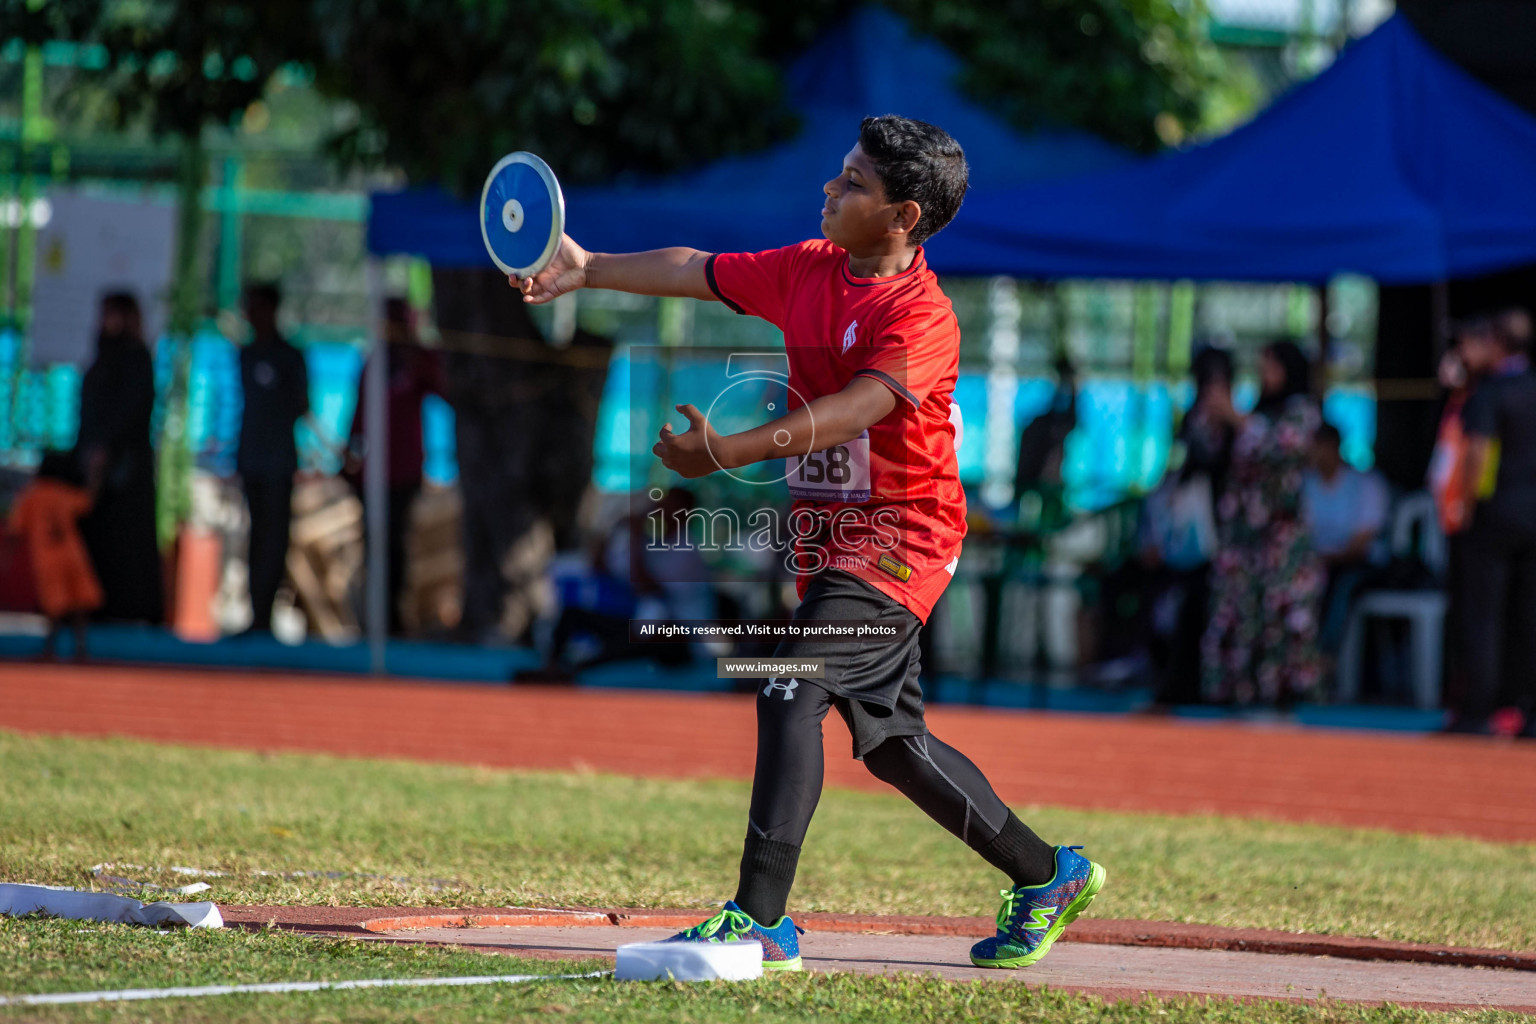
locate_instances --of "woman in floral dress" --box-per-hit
[1200,340,1324,706]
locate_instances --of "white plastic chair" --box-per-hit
[1335,491,1447,709]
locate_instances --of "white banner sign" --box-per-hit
[29,188,176,366]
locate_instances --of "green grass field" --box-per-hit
[2,918,1533,1024]
[3,729,1534,1022]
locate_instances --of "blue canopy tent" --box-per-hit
[366,7,1127,266]
[934,14,1536,284]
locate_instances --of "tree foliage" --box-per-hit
[6,0,1233,183]
[2,0,314,137]
[895,0,1228,151]
[308,0,792,192]
[740,0,1228,152]
[311,0,1227,193]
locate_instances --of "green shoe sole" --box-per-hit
[970,861,1107,969]
[763,955,803,972]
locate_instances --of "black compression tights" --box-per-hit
[733,680,1056,925]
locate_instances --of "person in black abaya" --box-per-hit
[237,282,310,635]
[75,291,164,624]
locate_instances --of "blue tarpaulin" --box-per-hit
[366,8,1127,267]
[937,14,1536,284]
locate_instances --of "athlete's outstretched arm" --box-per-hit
[655,375,898,479]
[513,233,716,304]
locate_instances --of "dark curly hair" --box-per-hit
[1255,339,1313,419]
[857,115,969,247]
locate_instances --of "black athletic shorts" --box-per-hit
[771,570,927,758]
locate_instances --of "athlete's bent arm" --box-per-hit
[513,233,715,304]
[654,376,897,479]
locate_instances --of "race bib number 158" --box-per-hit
[787,431,871,503]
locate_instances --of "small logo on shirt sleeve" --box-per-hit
[841,319,859,354]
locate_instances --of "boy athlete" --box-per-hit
[516,115,1105,970]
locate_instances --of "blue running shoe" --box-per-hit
[970,845,1107,968]
[664,900,803,971]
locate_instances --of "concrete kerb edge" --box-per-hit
[215,905,1536,973]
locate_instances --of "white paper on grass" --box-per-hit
[0,884,223,929]
[615,940,763,982]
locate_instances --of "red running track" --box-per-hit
[2,664,1534,841]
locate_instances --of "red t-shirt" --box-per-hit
[707,239,966,622]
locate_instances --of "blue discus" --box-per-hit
[479,152,565,277]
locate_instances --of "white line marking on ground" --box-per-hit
[0,971,611,1006]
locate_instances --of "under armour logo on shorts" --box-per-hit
[763,678,799,701]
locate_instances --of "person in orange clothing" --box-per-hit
[7,451,102,661]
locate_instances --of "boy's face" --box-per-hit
[822,144,918,252]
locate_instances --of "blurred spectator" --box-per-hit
[1429,343,1483,538]
[345,298,443,635]
[530,488,705,677]
[1452,307,1536,736]
[625,488,717,623]
[1015,355,1077,492]
[1431,322,1496,719]
[1303,423,1389,660]
[1140,346,1235,705]
[1201,340,1325,706]
[8,452,101,660]
[1180,346,1239,501]
[76,291,163,623]
[1013,354,1077,529]
[236,283,309,635]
